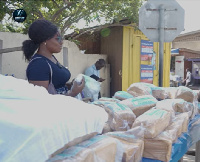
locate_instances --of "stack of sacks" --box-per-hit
[156,99,194,119]
[113,91,134,100]
[164,87,178,99]
[106,126,144,162]
[98,97,120,103]
[127,82,155,97]
[131,108,171,138]
[175,86,194,103]
[47,135,123,162]
[151,86,168,100]
[119,95,157,117]
[143,112,189,162]
[104,103,136,131]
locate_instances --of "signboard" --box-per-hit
[141,40,153,61]
[139,0,185,42]
[141,64,153,83]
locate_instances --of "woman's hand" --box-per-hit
[69,78,85,97]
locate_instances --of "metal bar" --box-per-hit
[159,5,165,87]
[196,140,200,162]
[0,46,22,54]
[146,9,159,11]
[0,40,2,74]
[164,28,177,30]
[146,28,177,30]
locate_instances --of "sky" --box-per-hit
[176,0,200,34]
[74,0,200,35]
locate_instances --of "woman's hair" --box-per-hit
[22,19,58,61]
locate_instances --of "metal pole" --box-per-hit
[0,40,2,74]
[159,5,165,87]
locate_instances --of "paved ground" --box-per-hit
[183,144,196,162]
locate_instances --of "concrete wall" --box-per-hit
[0,32,29,79]
[0,32,110,97]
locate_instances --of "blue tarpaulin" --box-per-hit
[171,49,179,55]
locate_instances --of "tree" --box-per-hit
[0,0,143,37]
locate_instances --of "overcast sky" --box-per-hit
[176,0,200,34]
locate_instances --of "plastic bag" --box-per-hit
[74,74,101,101]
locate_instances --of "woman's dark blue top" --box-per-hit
[26,54,71,91]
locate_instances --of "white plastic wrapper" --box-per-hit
[48,135,124,162]
[127,82,155,97]
[143,113,189,162]
[132,108,171,138]
[113,91,134,100]
[175,86,195,103]
[119,95,157,117]
[98,97,121,103]
[156,99,194,119]
[74,74,101,101]
[104,103,136,131]
[164,87,178,99]
[106,126,145,162]
[151,86,168,100]
[0,75,108,162]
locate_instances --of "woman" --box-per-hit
[22,19,85,96]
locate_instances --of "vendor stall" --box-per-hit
[1,75,200,162]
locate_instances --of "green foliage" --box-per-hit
[0,0,143,36]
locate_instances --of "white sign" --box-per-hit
[139,0,185,42]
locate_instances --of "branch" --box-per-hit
[51,2,73,22]
[51,0,60,8]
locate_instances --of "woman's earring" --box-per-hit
[44,42,46,46]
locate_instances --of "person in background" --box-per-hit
[22,19,85,96]
[85,59,106,82]
[84,59,106,98]
[183,68,192,87]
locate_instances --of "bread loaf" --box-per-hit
[175,86,194,103]
[105,103,136,131]
[113,91,134,100]
[132,108,171,138]
[106,130,144,162]
[127,82,155,97]
[120,95,157,117]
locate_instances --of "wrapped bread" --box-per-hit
[193,90,200,102]
[102,122,113,134]
[50,132,98,158]
[119,95,157,117]
[113,91,134,100]
[127,82,155,97]
[132,108,171,138]
[151,87,168,100]
[106,126,144,162]
[156,99,194,119]
[98,97,120,103]
[143,114,188,162]
[77,135,123,162]
[175,86,194,103]
[175,112,190,132]
[164,87,178,99]
[105,103,136,131]
[48,135,123,162]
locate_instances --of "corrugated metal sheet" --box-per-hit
[122,26,171,91]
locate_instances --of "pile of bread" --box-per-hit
[48,83,200,162]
